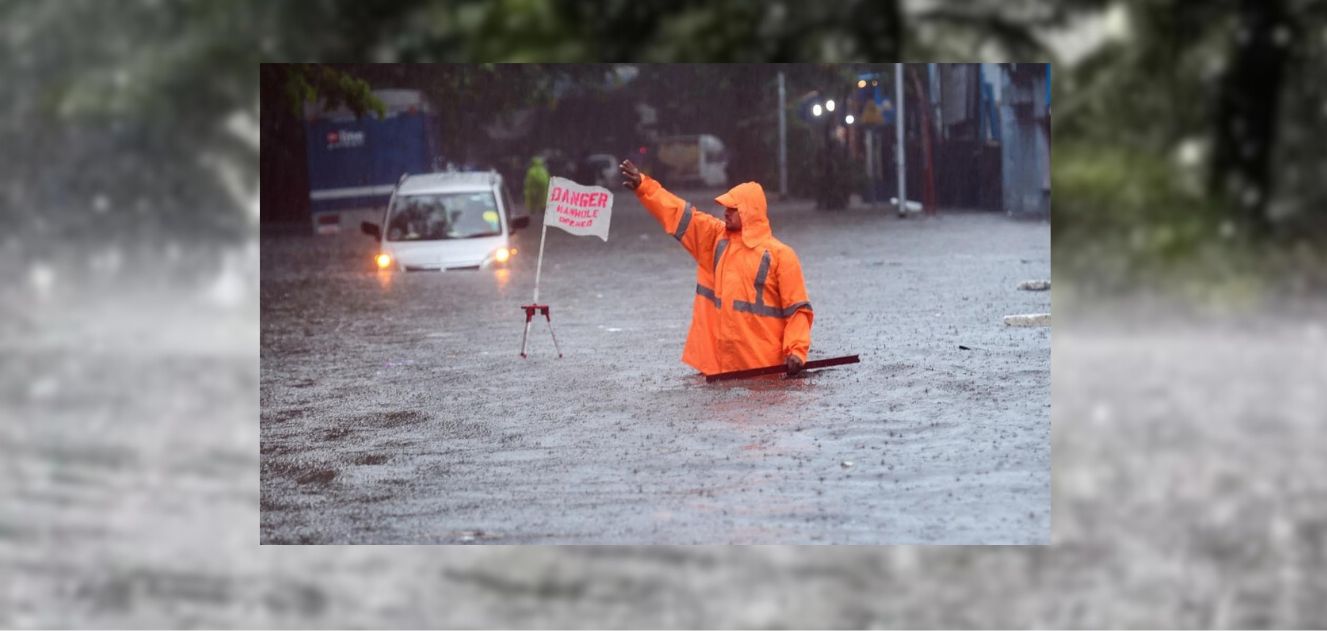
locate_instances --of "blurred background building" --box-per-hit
[262,63,1054,235]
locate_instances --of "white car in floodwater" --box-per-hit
[361,171,530,271]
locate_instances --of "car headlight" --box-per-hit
[482,247,515,269]
[375,253,393,269]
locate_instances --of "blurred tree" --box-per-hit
[7,0,1325,283]
[275,65,386,120]
[368,0,906,63]
[1208,0,1289,235]
[333,63,567,165]
[913,0,1076,59]
[1267,1,1327,238]
[260,65,386,223]
[1054,1,1326,242]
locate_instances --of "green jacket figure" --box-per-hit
[524,156,550,214]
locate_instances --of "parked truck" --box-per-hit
[304,89,442,234]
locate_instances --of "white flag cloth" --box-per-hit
[543,176,613,241]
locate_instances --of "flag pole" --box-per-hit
[519,219,551,358]
[532,220,548,304]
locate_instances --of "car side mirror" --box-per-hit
[361,221,381,239]
[510,215,530,231]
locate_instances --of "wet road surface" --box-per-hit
[260,192,1051,544]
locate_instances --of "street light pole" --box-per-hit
[777,70,788,198]
[823,97,832,209]
[895,62,906,218]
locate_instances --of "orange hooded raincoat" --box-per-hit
[635,174,813,375]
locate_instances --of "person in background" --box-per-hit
[524,156,550,214]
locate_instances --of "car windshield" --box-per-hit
[385,192,503,241]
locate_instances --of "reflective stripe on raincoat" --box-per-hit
[635,174,813,375]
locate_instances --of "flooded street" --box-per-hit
[260,192,1052,544]
[7,235,1326,625]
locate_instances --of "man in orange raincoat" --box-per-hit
[619,159,812,376]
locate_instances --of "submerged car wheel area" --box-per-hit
[361,171,531,271]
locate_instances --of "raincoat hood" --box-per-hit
[715,181,771,249]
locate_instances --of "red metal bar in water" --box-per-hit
[704,354,860,383]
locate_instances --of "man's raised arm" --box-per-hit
[619,159,724,268]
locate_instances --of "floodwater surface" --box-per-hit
[260,192,1052,544]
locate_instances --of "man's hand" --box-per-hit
[785,354,804,376]
[619,159,642,190]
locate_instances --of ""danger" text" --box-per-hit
[549,187,610,208]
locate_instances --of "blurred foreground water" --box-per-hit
[2,233,1325,626]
